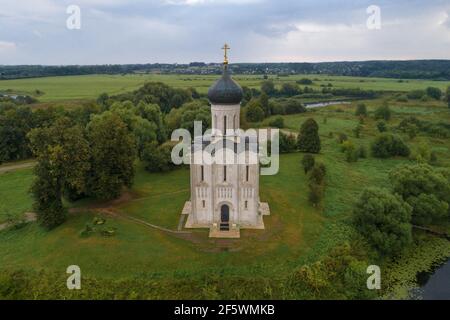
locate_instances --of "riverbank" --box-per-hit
[382,234,450,300]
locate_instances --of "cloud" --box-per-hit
[0,0,449,64]
[0,41,16,52]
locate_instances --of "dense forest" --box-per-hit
[1,60,450,80]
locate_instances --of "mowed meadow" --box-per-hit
[1,73,450,299]
[1,73,450,103]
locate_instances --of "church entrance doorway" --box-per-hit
[220,204,230,231]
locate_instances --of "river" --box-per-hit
[304,101,351,109]
[415,258,450,300]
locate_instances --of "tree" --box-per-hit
[279,132,297,153]
[0,105,33,163]
[28,118,90,229]
[371,133,410,158]
[301,154,315,174]
[389,164,450,225]
[353,187,412,257]
[137,102,168,143]
[166,100,211,134]
[341,141,358,162]
[374,103,391,121]
[353,124,363,138]
[107,102,158,157]
[87,112,136,200]
[426,87,442,100]
[142,142,175,172]
[297,118,321,153]
[355,103,367,117]
[307,162,326,206]
[309,162,326,185]
[261,80,277,96]
[296,78,313,85]
[280,83,300,96]
[259,92,271,117]
[245,100,265,122]
[446,86,450,108]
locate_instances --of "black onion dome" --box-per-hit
[208,66,243,105]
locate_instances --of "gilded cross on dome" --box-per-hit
[222,43,230,65]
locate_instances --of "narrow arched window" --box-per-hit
[200,165,204,181]
[246,165,249,182]
[224,166,227,182]
[224,116,227,135]
[245,201,248,209]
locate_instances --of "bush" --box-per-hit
[269,116,284,128]
[389,164,450,225]
[374,104,391,121]
[376,120,387,132]
[358,145,367,159]
[301,154,315,174]
[407,89,426,100]
[309,163,326,185]
[296,78,313,85]
[297,118,321,153]
[353,124,363,138]
[142,142,175,172]
[307,162,326,206]
[336,133,348,144]
[353,187,412,257]
[396,95,408,102]
[245,100,265,122]
[426,87,442,100]
[371,133,410,158]
[279,132,297,153]
[355,103,367,117]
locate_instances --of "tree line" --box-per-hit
[3,60,450,80]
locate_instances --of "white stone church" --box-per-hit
[182,45,270,238]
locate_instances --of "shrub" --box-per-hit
[353,187,412,257]
[374,104,391,121]
[376,120,387,132]
[279,132,297,153]
[309,162,326,185]
[389,164,450,225]
[308,182,323,207]
[353,124,363,138]
[245,100,265,122]
[426,87,442,100]
[407,89,426,100]
[268,116,284,128]
[296,78,313,85]
[142,142,175,172]
[297,118,321,153]
[301,154,315,174]
[371,133,410,158]
[336,133,348,144]
[358,145,367,159]
[355,103,367,117]
[396,95,408,102]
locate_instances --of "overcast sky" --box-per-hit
[0,0,449,65]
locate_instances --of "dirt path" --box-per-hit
[0,161,36,174]
[0,212,37,231]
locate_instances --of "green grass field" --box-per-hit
[1,73,449,103]
[0,168,34,223]
[1,73,450,298]
[2,98,449,282]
